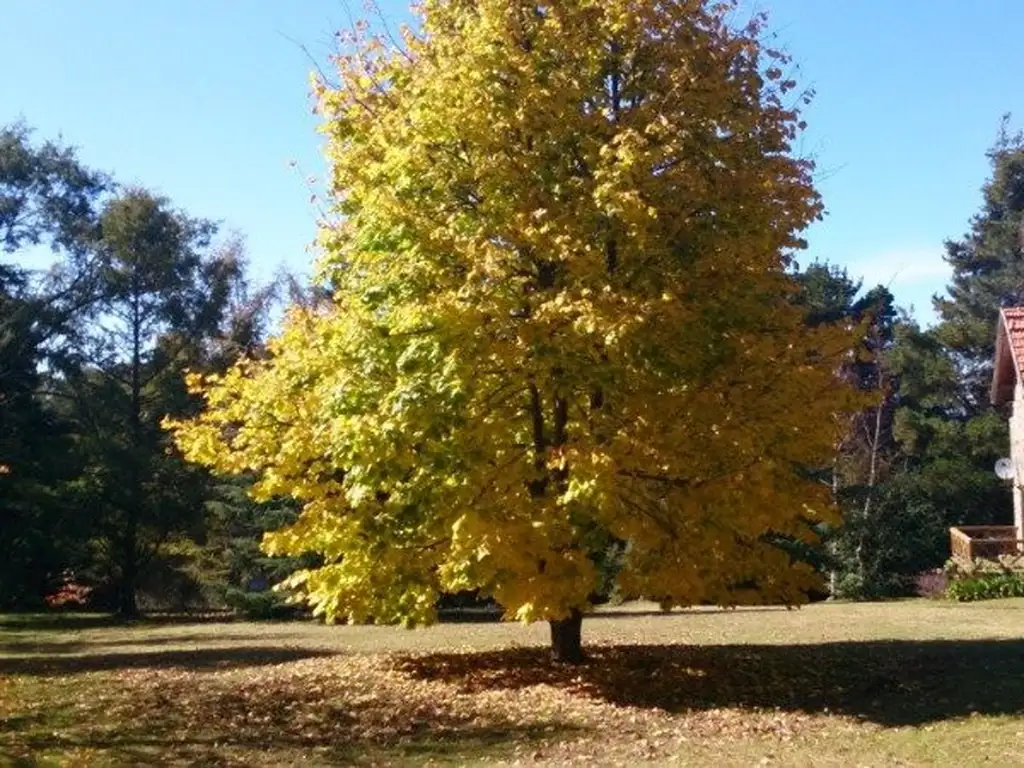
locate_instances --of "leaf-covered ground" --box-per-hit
[2,600,1024,766]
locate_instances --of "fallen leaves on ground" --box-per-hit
[0,645,859,766]
[5,605,1024,766]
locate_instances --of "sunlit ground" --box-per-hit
[2,599,1023,766]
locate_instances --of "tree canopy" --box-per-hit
[0,123,284,613]
[0,124,109,608]
[170,0,863,660]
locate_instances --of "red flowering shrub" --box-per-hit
[44,571,93,609]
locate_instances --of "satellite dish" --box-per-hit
[995,457,1015,481]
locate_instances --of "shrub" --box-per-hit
[945,573,1024,602]
[915,569,947,598]
[136,545,209,612]
[43,571,93,609]
[222,587,304,621]
[944,554,1024,581]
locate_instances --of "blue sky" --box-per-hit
[3,1,1024,325]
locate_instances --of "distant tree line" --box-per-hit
[0,122,308,616]
[800,119,1024,598]
[2,116,1022,614]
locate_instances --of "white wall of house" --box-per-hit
[1012,379,1024,538]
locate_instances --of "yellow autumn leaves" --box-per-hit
[168,0,864,627]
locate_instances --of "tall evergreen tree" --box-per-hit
[0,123,109,607]
[66,188,244,615]
[823,118,1024,595]
[890,121,1023,542]
[0,267,82,606]
[936,118,1024,399]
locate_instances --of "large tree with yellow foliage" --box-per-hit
[169,0,861,662]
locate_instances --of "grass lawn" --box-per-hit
[2,599,1024,766]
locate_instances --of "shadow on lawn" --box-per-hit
[0,645,337,675]
[0,612,239,632]
[588,606,789,620]
[0,632,274,656]
[394,639,1024,727]
[2,721,574,767]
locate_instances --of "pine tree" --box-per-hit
[68,189,245,615]
[887,121,1022,544]
[0,123,109,607]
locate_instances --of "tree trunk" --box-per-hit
[118,536,139,617]
[549,609,584,664]
[119,280,143,619]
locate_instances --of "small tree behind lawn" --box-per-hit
[169,0,861,662]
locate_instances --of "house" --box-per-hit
[950,307,1024,562]
[990,307,1024,539]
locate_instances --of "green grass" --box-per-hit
[2,599,1024,765]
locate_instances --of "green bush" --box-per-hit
[945,573,1024,602]
[944,554,1024,580]
[222,587,303,621]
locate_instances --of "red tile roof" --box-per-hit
[992,308,1024,405]
[1003,308,1024,378]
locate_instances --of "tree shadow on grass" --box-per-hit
[0,632,284,656]
[2,677,579,767]
[0,612,240,632]
[582,608,784,621]
[2,722,577,767]
[0,645,338,676]
[393,639,1024,727]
